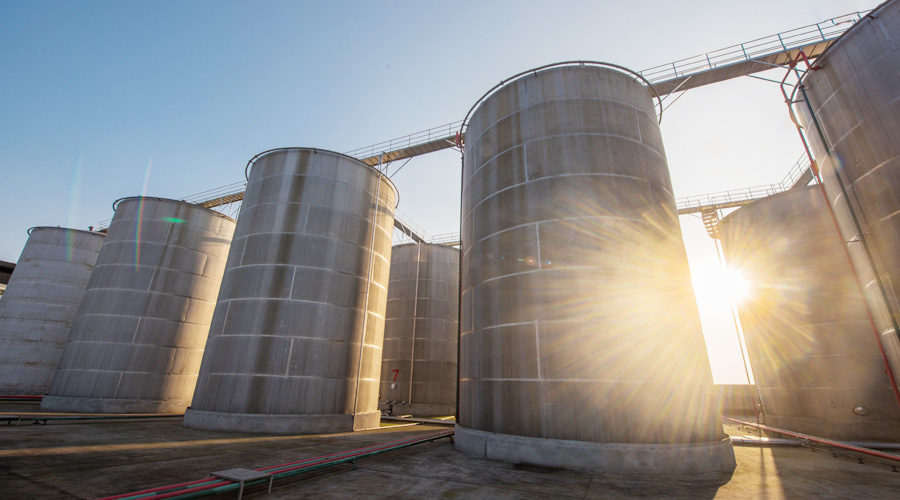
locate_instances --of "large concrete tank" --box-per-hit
[456,63,735,473]
[380,243,459,417]
[184,148,397,434]
[0,227,105,395]
[719,185,900,441]
[41,198,235,413]
[797,0,900,389]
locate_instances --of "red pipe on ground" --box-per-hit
[723,417,900,464]
[97,430,453,500]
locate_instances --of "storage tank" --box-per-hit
[456,63,735,473]
[719,186,900,441]
[0,227,105,395]
[41,197,235,413]
[796,0,900,388]
[380,243,459,417]
[184,148,397,434]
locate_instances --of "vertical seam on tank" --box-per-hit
[408,244,421,404]
[238,235,248,266]
[132,317,142,344]
[284,338,294,377]
[534,322,542,379]
[113,372,124,399]
[353,173,383,420]
[635,108,643,143]
[221,301,232,335]
[522,141,529,183]
[288,266,297,298]
[877,18,894,47]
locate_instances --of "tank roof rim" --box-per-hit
[804,4,885,69]
[111,196,237,223]
[243,147,400,207]
[458,61,663,143]
[26,226,108,237]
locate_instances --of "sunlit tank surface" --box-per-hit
[380,243,459,417]
[797,0,900,389]
[184,148,397,435]
[41,198,235,413]
[720,185,900,441]
[0,227,104,395]
[455,64,735,473]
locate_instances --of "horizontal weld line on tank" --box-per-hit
[220,278,388,294]
[459,378,652,384]
[465,96,656,147]
[249,170,396,194]
[461,215,644,258]
[203,372,378,380]
[213,298,387,319]
[463,133,664,191]
[107,221,227,236]
[0,297,81,307]
[462,172,660,226]
[461,264,630,291]
[222,262,389,278]
[458,317,607,335]
[79,289,219,304]
[230,231,394,255]
[207,335,382,348]
[73,311,214,321]
[0,278,97,290]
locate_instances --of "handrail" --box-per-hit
[344,121,462,161]
[675,152,812,213]
[639,11,866,85]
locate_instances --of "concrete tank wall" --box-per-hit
[380,243,459,417]
[41,198,235,413]
[184,148,397,434]
[719,186,900,441]
[0,227,105,395]
[797,0,900,389]
[456,64,735,473]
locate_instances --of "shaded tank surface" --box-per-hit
[456,64,735,473]
[41,198,235,413]
[797,0,900,389]
[719,186,900,441]
[184,148,397,435]
[379,243,459,417]
[0,227,104,395]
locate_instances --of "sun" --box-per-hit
[690,261,750,307]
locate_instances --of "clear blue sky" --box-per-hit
[0,0,875,382]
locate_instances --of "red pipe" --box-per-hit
[135,431,453,500]
[723,417,900,463]
[98,430,453,500]
[0,395,43,399]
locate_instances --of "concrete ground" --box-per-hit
[1,402,898,499]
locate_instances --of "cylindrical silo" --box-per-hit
[797,0,900,388]
[457,63,735,473]
[41,198,235,413]
[0,227,105,395]
[380,243,459,417]
[720,185,900,441]
[184,148,397,434]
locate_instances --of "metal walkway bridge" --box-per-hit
[170,10,866,242]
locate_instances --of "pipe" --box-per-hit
[100,430,453,500]
[0,395,43,400]
[723,417,900,464]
